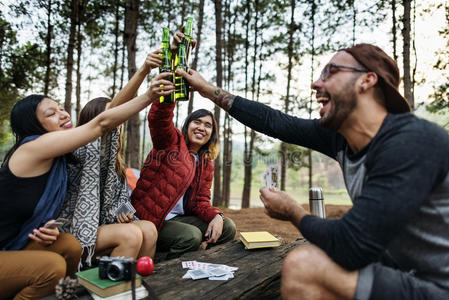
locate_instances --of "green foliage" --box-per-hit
[284,143,309,171]
[8,0,66,95]
[0,13,45,145]
[427,83,449,114]
[427,3,449,115]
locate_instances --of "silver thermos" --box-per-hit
[309,187,326,218]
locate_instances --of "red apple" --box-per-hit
[136,256,154,276]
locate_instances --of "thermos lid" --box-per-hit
[309,187,323,200]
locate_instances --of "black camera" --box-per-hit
[98,256,134,281]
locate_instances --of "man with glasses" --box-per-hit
[177,43,449,299]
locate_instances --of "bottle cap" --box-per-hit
[309,187,323,200]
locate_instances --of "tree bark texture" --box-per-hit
[281,0,296,191]
[242,0,259,208]
[308,0,317,189]
[44,0,52,95]
[75,12,82,123]
[112,1,121,98]
[64,0,78,116]
[392,0,398,62]
[402,0,413,109]
[187,0,205,115]
[213,0,223,206]
[124,0,140,168]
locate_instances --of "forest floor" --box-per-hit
[223,204,351,244]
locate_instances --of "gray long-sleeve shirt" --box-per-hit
[229,96,449,289]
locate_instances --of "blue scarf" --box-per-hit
[3,135,68,250]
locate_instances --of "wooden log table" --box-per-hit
[143,237,308,300]
[39,238,307,300]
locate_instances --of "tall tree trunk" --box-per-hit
[75,4,83,123]
[44,0,52,95]
[242,129,255,209]
[188,0,205,115]
[213,0,223,206]
[180,0,187,26]
[280,0,295,191]
[222,113,232,207]
[166,0,171,28]
[241,0,251,209]
[242,0,259,209]
[402,0,413,109]
[124,0,140,168]
[392,0,398,62]
[352,0,356,45]
[112,1,121,98]
[0,35,3,74]
[120,38,125,90]
[222,0,233,207]
[64,0,78,116]
[308,0,316,189]
[411,0,417,107]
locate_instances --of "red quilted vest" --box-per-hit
[131,102,222,232]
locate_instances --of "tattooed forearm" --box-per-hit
[214,89,235,111]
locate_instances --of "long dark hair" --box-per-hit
[2,94,48,166]
[78,97,127,182]
[181,109,219,160]
[77,97,109,126]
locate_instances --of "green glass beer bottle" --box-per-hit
[183,17,194,60]
[159,27,174,104]
[174,44,189,101]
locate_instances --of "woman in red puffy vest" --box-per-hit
[132,101,236,259]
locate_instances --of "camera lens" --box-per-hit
[107,261,125,281]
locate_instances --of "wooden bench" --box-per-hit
[41,238,308,299]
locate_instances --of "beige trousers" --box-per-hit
[0,233,82,300]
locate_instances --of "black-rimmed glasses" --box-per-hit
[320,63,367,81]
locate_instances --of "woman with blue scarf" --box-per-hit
[0,72,174,299]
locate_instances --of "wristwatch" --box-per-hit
[217,213,225,220]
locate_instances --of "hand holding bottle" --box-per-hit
[170,29,197,52]
[147,72,175,102]
[142,49,163,74]
[176,69,217,99]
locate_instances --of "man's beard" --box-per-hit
[319,80,357,131]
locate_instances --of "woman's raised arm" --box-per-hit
[10,73,174,176]
[109,50,162,109]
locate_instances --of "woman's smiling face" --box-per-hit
[187,115,213,153]
[36,98,73,132]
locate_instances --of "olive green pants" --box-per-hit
[0,233,82,300]
[157,215,236,259]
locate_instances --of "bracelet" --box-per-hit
[218,213,225,220]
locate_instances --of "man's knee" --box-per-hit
[175,227,202,252]
[282,244,326,281]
